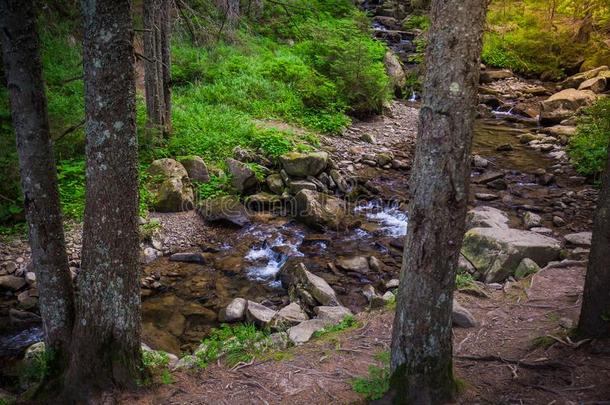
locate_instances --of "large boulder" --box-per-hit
[287,319,330,345]
[480,69,513,83]
[539,89,597,125]
[218,298,247,322]
[561,66,609,89]
[226,158,259,193]
[272,302,309,328]
[578,76,607,93]
[197,196,250,227]
[452,299,476,328]
[148,158,194,212]
[245,301,277,327]
[466,206,509,230]
[0,275,26,291]
[178,156,210,183]
[383,50,406,95]
[279,260,341,307]
[279,152,328,177]
[294,189,348,230]
[314,306,352,323]
[461,227,562,283]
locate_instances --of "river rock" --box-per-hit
[473,155,489,168]
[289,180,317,194]
[17,290,38,310]
[245,192,282,210]
[272,302,309,327]
[578,76,607,93]
[523,211,542,229]
[466,206,509,230]
[0,275,26,291]
[336,256,370,273]
[515,257,540,279]
[178,156,210,183]
[245,301,277,327]
[475,193,498,201]
[553,215,567,227]
[385,279,400,289]
[540,125,577,138]
[360,133,377,144]
[375,152,394,167]
[314,306,352,323]
[561,65,609,89]
[226,158,258,193]
[362,285,389,308]
[452,299,476,328]
[294,189,347,230]
[219,297,247,322]
[384,50,406,95]
[539,89,597,125]
[198,196,250,227]
[279,260,341,307]
[369,256,382,272]
[287,319,330,345]
[266,174,284,195]
[461,227,562,283]
[169,252,205,264]
[279,151,328,177]
[564,232,592,247]
[480,69,513,83]
[148,158,194,212]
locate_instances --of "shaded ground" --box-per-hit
[122,261,610,404]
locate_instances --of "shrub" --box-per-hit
[569,98,610,181]
[195,323,269,368]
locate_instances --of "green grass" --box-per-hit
[312,315,360,338]
[569,98,610,182]
[195,323,270,368]
[456,272,476,290]
[351,351,391,400]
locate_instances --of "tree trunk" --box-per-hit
[160,0,172,132]
[0,0,75,372]
[387,0,487,403]
[64,0,142,398]
[578,149,610,337]
[144,0,162,133]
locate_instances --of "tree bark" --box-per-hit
[64,0,142,398]
[144,0,163,132]
[387,0,487,403]
[0,0,75,371]
[160,0,172,132]
[578,149,610,337]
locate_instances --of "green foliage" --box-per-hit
[195,323,269,368]
[569,98,610,181]
[195,175,232,200]
[351,351,391,400]
[456,272,476,290]
[403,14,430,30]
[56,159,86,220]
[141,350,174,386]
[20,347,54,387]
[482,0,610,78]
[313,315,360,338]
[139,219,161,242]
[142,350,170,369]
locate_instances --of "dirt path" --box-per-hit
[123,261,610,404]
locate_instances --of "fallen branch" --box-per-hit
[455,354,565,369]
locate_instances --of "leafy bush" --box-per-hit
[569,98,610,181]
[403,14,430,30]
[195,323,269,368]
[313,315,360,338]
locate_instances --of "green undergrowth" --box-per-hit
[195,323,270,368]
[141,350,174,386]
[351,350,391,401]
[0,0,390,232]
[483,0,610,78]
[313,315,360,338]
[569,98,610,182]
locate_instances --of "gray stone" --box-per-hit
[147,158,194,212]
[385,279,400,289]
[314,306,352,323]
[553,215,567,227]
[178,156,210,183]
[226,158,259,193]
[564,232,592,247]
[466,206,509,230]
[280,151,328,177]
[197,196,250,227]
[266,174,284,195]
[245,301,277,327]
[273,302,309,327]
[461,227,561,283]
[0,275,26,291]
[360,133,377,144]
[219,297,247,322]
[289,180,317,194]
[375,152,394,167]
[330,169,350,194]
[475,193,498,201]
[295,189,348,230]
[169,252,205,264]
[480,69,513,83]
[279,260,341,306]
[515,257,540,279]
[245,193,282,210]
[561,66,609,89]
[384,50,406,94]
[473,155,489,168]
[523,211,542,229]
[173,355,197,370]
[336,256,370,273]
[540,89,597,125]
[452,299,476,328]
[369,256,382,272]
[287,319,330,345]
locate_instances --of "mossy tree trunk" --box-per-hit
[0,0,75,374]
[63,0,143,399]
[387,0,487,403]
[578,148,610,337]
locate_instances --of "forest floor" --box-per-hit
[123,261,610,404]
